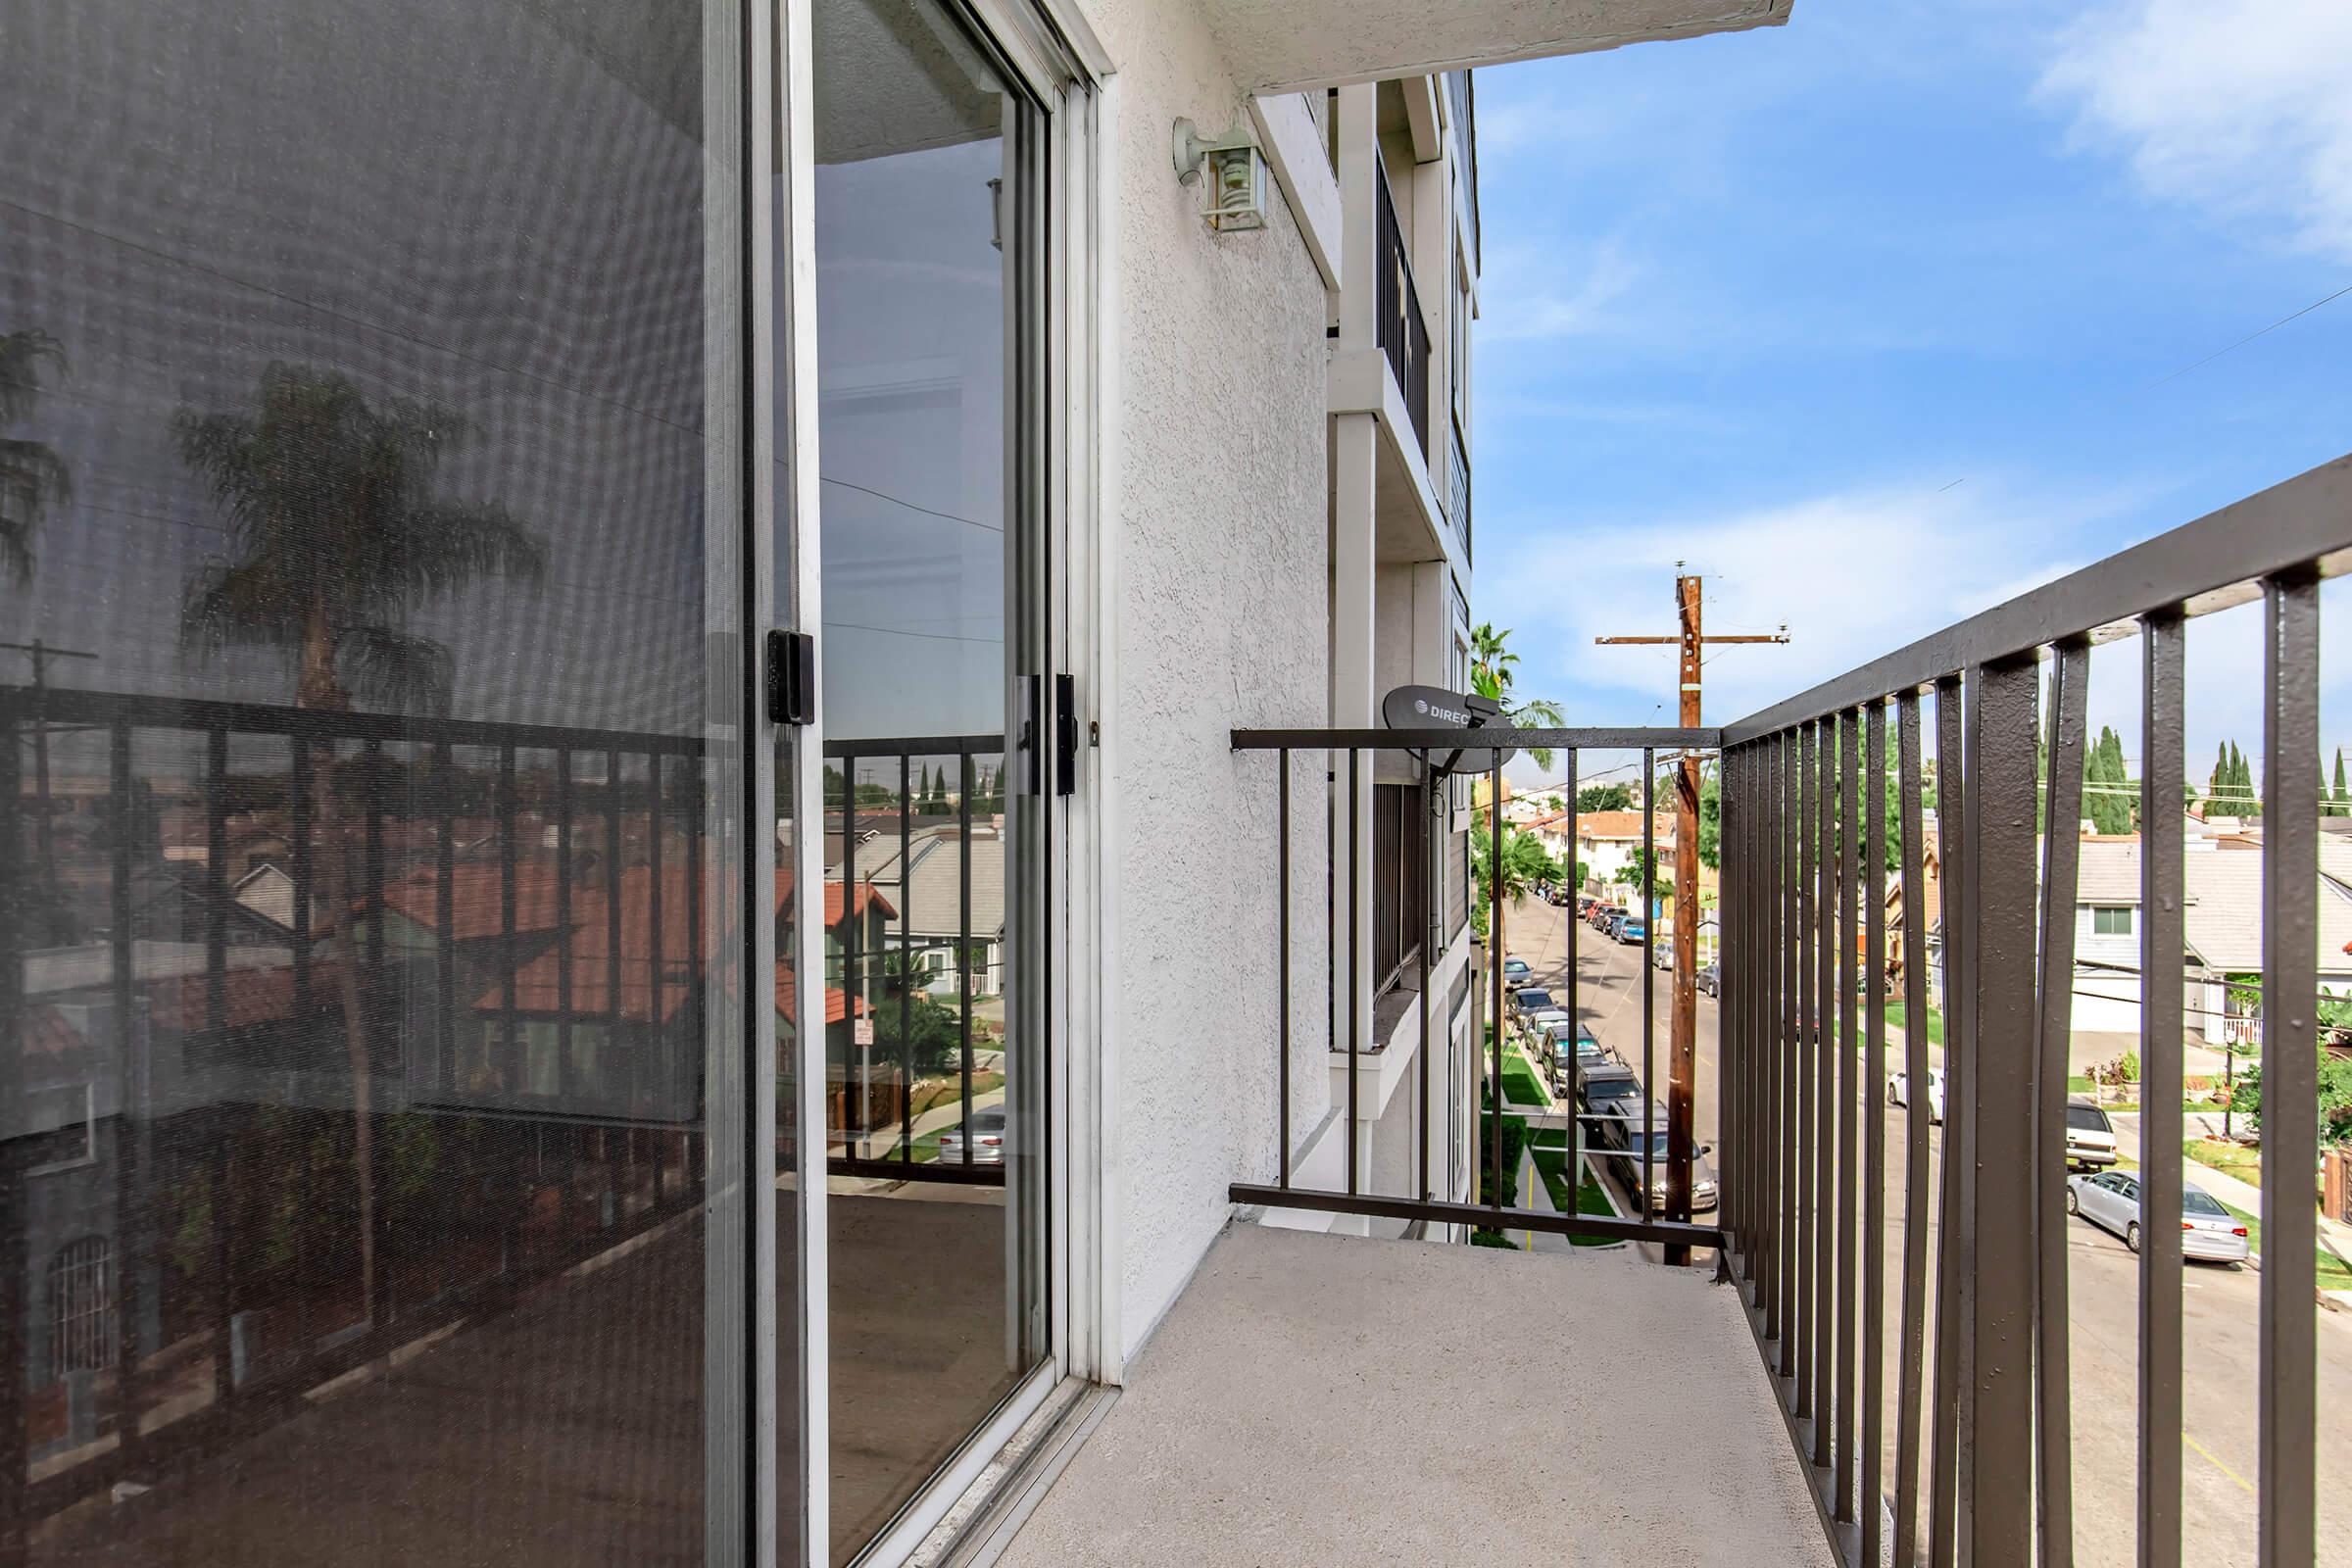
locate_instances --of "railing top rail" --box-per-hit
[1233,725,1718,751]
[1722,451,2352,744]
[0,682,706,757]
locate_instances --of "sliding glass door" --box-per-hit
[0,0,754,1561]
[782,0,1054,1559]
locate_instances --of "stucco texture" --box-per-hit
[1086,0,1334,1363]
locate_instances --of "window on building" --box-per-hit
[47,1237,116,1377]
[1373,780,1430,991]
[2090,906,2133,937]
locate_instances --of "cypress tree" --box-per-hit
[2333,747,2350,817]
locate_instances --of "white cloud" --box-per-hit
[1479,235,1645,343]
[2040,0,2352,261]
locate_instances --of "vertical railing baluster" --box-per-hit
[1928,673,1964,1568]
[1417,763,1432,1203]
[1486,754,1500,1214]
[292,739,314,1023]
[2036,640,2090,1568]
[899,751,912,1164]
[684,746,704,1198]
[0,694,26,1558]
[1279,747,1293,1190]
[1893,690,1932,1568]
[1962,657,2039,1563]
[2139,612,2186,1568]
[1796,721,1817,1422]
[557,749,575,1102]
[1642,748,1656,1223]
[499,744,520,1094]
[2258,572,2319,1567]
[434,745,455,1095]
[1349,748,1362,1199]
[959,752,974,1164]
[207,723,235,1398]
[606,749,622,1032]
[1837,708,1861,1520]
[1780,728,1799,1381]
[108,722,142,1471]
[648,751,666,1184]
[1862,699,1887,1565]
[1564,748,1580,1195]
[1813,717,1834,1471]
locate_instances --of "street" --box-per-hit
[1497,891,2352,1565]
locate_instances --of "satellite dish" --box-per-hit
[1380,683,1515,776]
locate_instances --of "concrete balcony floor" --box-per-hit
[1002,1222,1826,1567]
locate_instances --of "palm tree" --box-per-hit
[175,363,545,1319]
[1467,620,1568,770]
[1,328,72,584]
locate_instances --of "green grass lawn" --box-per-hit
[1883,1001,1944,1048]
[1499,1041,1548,1106]
[2217,1201,2352,1291]
[2187,1137,2262,1189]
[1528,1142,1620,1247]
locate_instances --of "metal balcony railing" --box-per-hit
[1446,408,1472,565]
[1230,452,2352,1565]
[0,686,1010,1530]
[1374,155,1432,461]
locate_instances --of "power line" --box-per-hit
[2153,279,2352,386]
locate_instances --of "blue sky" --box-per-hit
[1471,0,2352,790]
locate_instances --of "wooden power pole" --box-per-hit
[1598,573,1786,1260]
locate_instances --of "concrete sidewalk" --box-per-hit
[2110,1112,2352,1264]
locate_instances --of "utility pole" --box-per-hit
[1598,572,1787,1260]
[1,638,100,941]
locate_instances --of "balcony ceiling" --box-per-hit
[999,1222,1824,1566]
[1205,0,1793,93]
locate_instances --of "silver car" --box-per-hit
[936,1104,1007,1165]
[2066,1170,2248,1262]
[1602,1114,1720,1213]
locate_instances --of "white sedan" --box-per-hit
[1887,1065,1945,1124]
[2066,1170,2249,1263]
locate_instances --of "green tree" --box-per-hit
[2332,748,2350,817]
[1576,782,1633,812]
[2082,724,2133,835]
[1471,820,1555,952]
[175,362,546,1317]
[0,327,72,583]
[2229,1011,2352,1149]
[1467,620,1568,771]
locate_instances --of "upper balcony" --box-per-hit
[1199,0,1792,94]
[987,453,2352,1566]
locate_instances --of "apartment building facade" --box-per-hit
[0,1,1803,1564]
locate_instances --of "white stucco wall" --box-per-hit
[1085,0,1335,1361]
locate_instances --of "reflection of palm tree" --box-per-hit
[1,327,72,583]
[175,363,544,1318]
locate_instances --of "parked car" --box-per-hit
[1650,940,1675,970]
[1696,962,1721,998]
[1501,956,1532,982]
[2065,1100,2118,1170]
[1576,896,1598,918]
[1545,885,1574,906]
[1599,1114,1721,1213]
[1512,987,1554,1017]
[936,1104,1007,1165]
[1580,1061,1642,1120]
[2066,1171,2249,1262]
[1616,916,1647,946]
[1887,1065,1945,1124]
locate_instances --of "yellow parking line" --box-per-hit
[2182,1430,2254,1495]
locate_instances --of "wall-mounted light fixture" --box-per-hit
[1172,117,1266,232]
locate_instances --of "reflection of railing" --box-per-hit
[1374,156,1432,460]
[821,733,1007,1187]
[0,684,713,1527]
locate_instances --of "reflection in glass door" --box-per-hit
[790,0,1050,1557]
